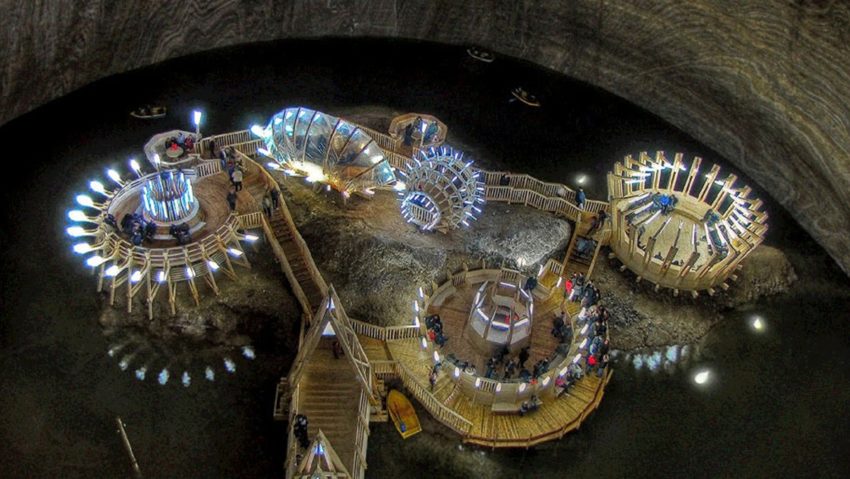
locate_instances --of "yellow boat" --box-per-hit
[387,389,422,439]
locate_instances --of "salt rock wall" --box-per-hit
[2,0,849,273]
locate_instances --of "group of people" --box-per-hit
[165,132,195,156]
[576,305,611,379]
[168,222,192,245]
[425,314,448,347]
[564,272,601,308]
[403,116,440,146]
[112,213,157,246]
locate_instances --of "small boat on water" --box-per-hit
[511,87,541,107]
[467,46,495,63]
[387,389,421,439]
[131,106,167,119]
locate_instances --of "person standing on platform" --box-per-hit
[519,346,530,369]
[269,187,280,210]
[576,187,586,210]
[227,187,238,212]
[262,194,273,218]
[232,166,244,192]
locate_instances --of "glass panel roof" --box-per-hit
[260,107,397,193]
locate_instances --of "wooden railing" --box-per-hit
[392,361,474,435]
[284,383,300,479]
[350,319,420,341]
[195,159,222,178]
[237,212,265,230]
[352,389,370,479]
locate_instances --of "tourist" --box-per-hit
[176,131,185,146]
[503,358,517,379]
[570,362,584,380]
[144,220,157,242]
[232,166,244,192]
[269,187,280,209]
[596,354,609,378]
[227,187,238,212]
[576,187,586,209]
[585,352,598,372]
[572,273,585,302]
[403,122,414,146]
[518,346,530,369]
[499,173,510,186]
[294,414,310,449]
[429,369,438,391]
[262,194,273,218]
[523,275,538,292]
[424,121,439,143]
[413,116,423,132]
[564,276,573,300]
[485,357,496,379]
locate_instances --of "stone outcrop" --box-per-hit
[2,1,850,276]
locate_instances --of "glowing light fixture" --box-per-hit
[73,243,94,254]
[130,270,143,283]
[76,195,95,207]
[433,351,440,363]
[89,180,107,195]
[67,210,90,222]
[250,125,267,137]
[751,316,765,332]
[243,234,259,242]
[207,260,219,271]
[227,248,243,257]
[107,169,122,184]
[86,255,107,267]
[105,265,121,277]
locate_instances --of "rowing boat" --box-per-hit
[387,389,421,439]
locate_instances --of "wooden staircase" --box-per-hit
[267,211,325,310]
[297,342,363,476]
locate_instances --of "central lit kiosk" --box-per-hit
[466,268,534,355]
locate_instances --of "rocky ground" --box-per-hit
[278,177,571,326]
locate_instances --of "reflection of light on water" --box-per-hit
[135,367,147,380]
[632,355,644,370]
[693,368,711,385]
[182,371,191,387]
[158,369,169,385]
[224,358,236,373]
[205,367,215,381]
[665,345,679,362]
[242,346,255,359]
[750,315,766,332]
[119,356,131,370]
[108,342,129,357]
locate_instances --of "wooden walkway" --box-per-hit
[296,339,364,475]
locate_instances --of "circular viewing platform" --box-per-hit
[607,151,768,294]
[379,263,611,448]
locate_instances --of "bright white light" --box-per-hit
[393,181,406,191]
[413,300,419,312]
[157,270,166,283]
[453,367,460,378]
[89,180,106,194]
[86,255,106,267]
[227,248,243,257]
[76,195,95,207]
[244,234,259,242]
[418,287,424,298]
[259,148,272,157]
[107,169,122,183]
[224,357,236,373]
[576,174,587,185]
[182,371,191,387]
[495,383,502,392]
[421,337,428,349]
[693,369,711,385]
[68,210,88,222]
[433,351,440,363]
[153,153,160,164]
[73,243,94,254]
[370,155,383,164]
[193,110,202,126]
[130,159,141,171]
[751,316,765,332]
[542,376,551,386]
[518,383,527,393]
[186,266,194,278]
[158,368,169,385]
[250,125,267,137]
[205,367,215,381]
[475,377,482,388]
[266,162,279,170]
[65,226,86,238]
[130,270,143,283]
[208,260,219,271]
[242,346,256,359]
[135,367,146,380]
[105,265,120,277]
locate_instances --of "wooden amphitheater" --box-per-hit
[76,110,773,479]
